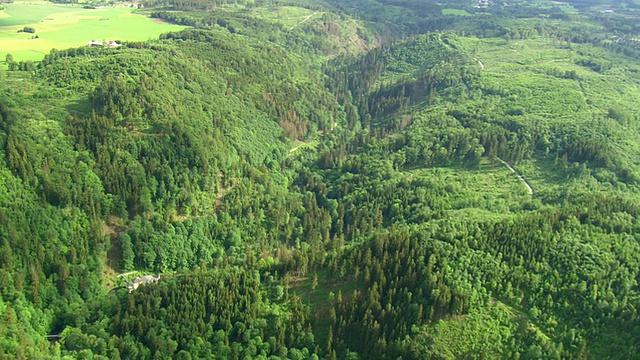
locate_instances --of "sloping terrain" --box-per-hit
[1,0,640,358]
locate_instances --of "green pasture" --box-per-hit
[0,5,186,63]
[0,2,79,26]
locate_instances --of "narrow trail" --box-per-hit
[462,57,483,99]
[290,11,317,30]
[496,157,533,197]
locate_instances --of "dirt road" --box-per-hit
[496,157,533,196]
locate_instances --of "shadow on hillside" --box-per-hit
[66,98,93,119]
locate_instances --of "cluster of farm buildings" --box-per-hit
[87,40,121,47]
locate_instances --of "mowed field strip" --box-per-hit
[0,2,187,62]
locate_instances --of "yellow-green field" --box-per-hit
[0,2,187,62]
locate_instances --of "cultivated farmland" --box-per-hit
[0,2,186,63]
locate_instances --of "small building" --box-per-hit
[126,274,161,292]
[87,40,103,46]
[108,41,121,48]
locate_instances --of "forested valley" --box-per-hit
[1,0,640,358]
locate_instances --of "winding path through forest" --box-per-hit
[496,157,533,196]
[290,11,318,30]
[473,57,485,69]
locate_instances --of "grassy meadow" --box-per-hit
[0,2,187,63]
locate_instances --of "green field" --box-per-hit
[525,0,579,13]
[0,4,187,62]
[0,3,79,26]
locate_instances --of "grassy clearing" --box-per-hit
[407,158,534,212]
[424,299,554,358]
[442,8,473,16]
[0,6,186,63]
[226,5,319,29]
[290,139,319,153]
[425,306,517,357]
[462,36,640,122]
[467,36,640,164]
[215,4,371,57]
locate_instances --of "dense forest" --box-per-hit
[1,0,640,358]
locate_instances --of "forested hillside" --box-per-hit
[1,0,640,358]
